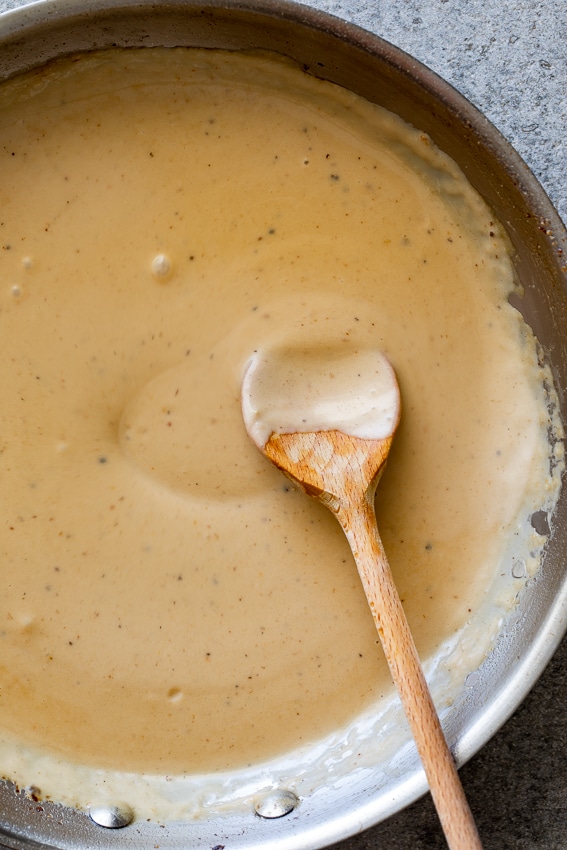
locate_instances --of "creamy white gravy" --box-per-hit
[0,48,562,819]
[241,348,401,445]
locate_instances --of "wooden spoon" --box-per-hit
[241,356,483,850]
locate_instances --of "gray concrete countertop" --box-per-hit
[0,2,565,849]
[307,0,566,226]
[310,5,567,848]
[303,5,566,849]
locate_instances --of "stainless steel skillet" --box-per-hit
[0,2,565,848]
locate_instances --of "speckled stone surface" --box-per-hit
[0,2,565,849]
[301,4,567,849]
[307,4,567,848]
[308,0,567,228]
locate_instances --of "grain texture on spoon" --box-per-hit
[242,349,483,850]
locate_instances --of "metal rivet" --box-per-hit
[254,789,299,819]
[89,802,134,829]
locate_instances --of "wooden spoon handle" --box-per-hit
[338,498,483,850]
